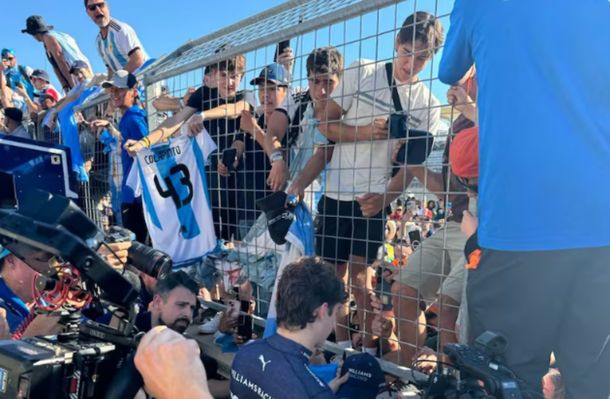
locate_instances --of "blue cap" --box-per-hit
[250,63,289,86]
[336,353,385,399]
[1,48,15,58]
[31,69,50,83]
[70,60,89,74]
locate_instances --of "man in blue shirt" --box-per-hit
[0,48,34,99]
[231,257,349,398]
[91,70,148,242]
[0,247,34,334]
[439,1,610,397]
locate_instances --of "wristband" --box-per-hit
[141,137,151,148]
[270,150,284,163]
[199,111,206,121]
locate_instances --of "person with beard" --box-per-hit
[134,271,230,399]
[83,0,149,77]
[144,271,198,334]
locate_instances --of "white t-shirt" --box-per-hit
[127,125,217,264]
[327,59,441,200]
[96,19,150,73]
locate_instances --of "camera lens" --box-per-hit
[127,242,172,279]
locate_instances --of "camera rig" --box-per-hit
[419,331,525,399]
[0,191,144,398]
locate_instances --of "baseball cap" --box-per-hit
[449,126,479,178]
[336,353,385,399]
[35,87,60,102]
[256,192,294,245]
[70,60,89,74]
[1,48,15,59]
[250,63,289,87]
[102,70,138,89]
[3,107,24,124]
[31,69,50,83]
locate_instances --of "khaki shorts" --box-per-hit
[396,221,467,303]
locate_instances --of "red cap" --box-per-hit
[449,126,479,178]
[42,87,60,102]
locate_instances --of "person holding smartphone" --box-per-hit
[300,12,443,360]
[219,63,293,238]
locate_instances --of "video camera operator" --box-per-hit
[0,238,131,339]
[0,246,62,338]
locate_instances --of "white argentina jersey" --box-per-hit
[128,126,216,263]
[96,19,149,73]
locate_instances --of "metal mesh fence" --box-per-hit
[74,0,469,381]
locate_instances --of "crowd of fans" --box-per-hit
[1,1,608,398]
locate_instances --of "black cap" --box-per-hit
[22,16,54,35]
[256,192,294,245]
[3,108,24,124]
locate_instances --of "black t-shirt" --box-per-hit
[235,114,273,221]
[187,85,245,239]
[186,85,215,112]
[187,85,244,193]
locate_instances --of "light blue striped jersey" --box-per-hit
[96,19,149,73]
[47,30,92,72]
[127,125,217,263]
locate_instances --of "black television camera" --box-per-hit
[421,332,524,399]
[0,191,156,398]
[105,225,172,280]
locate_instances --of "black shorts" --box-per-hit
[315,195,385,264]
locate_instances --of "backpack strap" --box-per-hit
[385,62,403,113]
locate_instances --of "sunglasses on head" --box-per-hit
[87,2,106,11]
[456,176,478,193]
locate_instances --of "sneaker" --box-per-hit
[198,312,223,334]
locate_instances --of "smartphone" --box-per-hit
[237,300,253,341]
[274,40,290,62]
[408,229,422,250]
[222,148,237,171]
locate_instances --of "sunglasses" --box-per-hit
[2,57,14,62]
[456,176,478,193]
[87,2,106,11]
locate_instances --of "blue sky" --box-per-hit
[1,0,455,100]
[1,1,286,84]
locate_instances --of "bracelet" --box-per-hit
[141,137,151,148]
[270,149,283,163]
